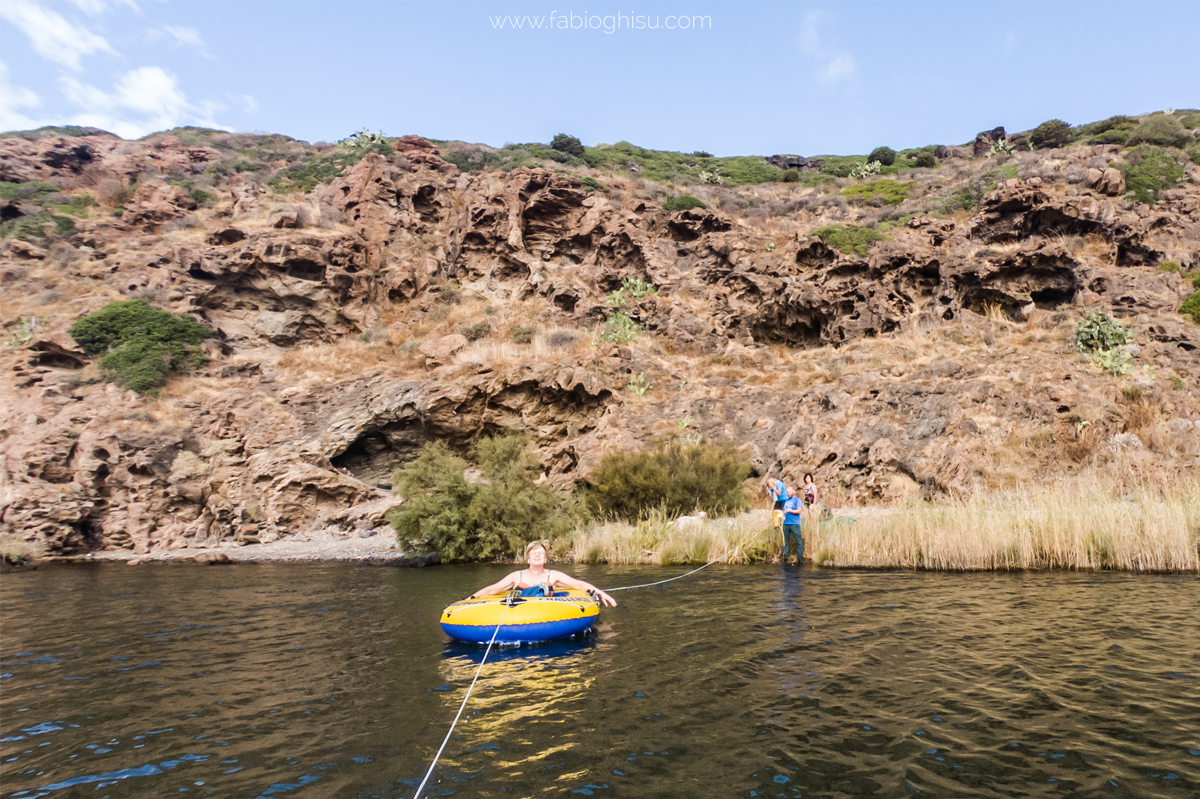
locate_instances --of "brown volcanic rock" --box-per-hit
[973,126,1007,157]
[0,135,121,183]
[2,132,1199,556]
[126,182,198,228]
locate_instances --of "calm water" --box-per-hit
[2,564,1198,798]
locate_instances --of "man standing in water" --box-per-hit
[781,492,804,565]
[468,540,618,607]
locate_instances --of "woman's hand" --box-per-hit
[593,589,617,607]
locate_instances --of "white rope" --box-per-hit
[412,600,511,799]
[602,552,729,592]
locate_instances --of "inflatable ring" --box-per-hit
[440,589,600,643]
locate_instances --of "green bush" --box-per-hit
[1075,308,1133,354]
[268,141,393,193]
[868,146,896,166]
[551,133,585,157]
[389,436,579,561]
[809,225,889,257]
[1181,277,1200,323]
[578,175,607,192]
[1158,260,1180,272]
[69,300,213,395]
[1029,119,1072,149]
[914,151,938,168]
[0,211,76,242]
[596,311,641,343]
[1179,113,1200,130]
[840,180,912,206]
[662,194,706,211]
[1078,115,1137,139]
[512,326,535,344]
[0,181,60,202]
[1091,130,1128,145]
[1117,146,1185,204]
[1126,115,1191,148]
[459,322,491,342]
[585,438,751,522]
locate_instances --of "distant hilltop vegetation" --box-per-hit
[1,110,1198,560]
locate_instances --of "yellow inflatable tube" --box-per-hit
[440,589,600,643]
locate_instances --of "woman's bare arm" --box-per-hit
[468,571,521,599]
[547,571,617,607]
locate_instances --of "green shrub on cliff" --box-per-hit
[389,436,579,561]
[69,300,213,395]
[840,179,912,206]
[1029,119,1072,149]
[809,225,889,257]
[584,437,751,522]
[269,140,393,194]
[1125,115,1191,149]
[551,133,585,157]
[1075,309,1136,374]
[1117,146,1185,204]
[868,146,897,166]
[1181,273,1200,325]
[662,194,706,211]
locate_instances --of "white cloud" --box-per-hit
[59,66,227,138]
[0,59,49,132]
[145,24,213,57]
[818,54,858,87]
[227,93,259,114]
[64,0,139,15]
[0,0,116,71]
[798,10,858,89]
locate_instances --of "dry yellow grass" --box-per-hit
[809,480,1199,572]
[565,481,1199,572]
[569,509,774,566]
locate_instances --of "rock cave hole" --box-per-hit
[331,422,434,488]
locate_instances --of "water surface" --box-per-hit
[2,564,1198,798]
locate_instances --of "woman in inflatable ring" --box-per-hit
[468,539,618,607]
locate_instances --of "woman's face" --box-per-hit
[804,475,813,484]
[527,545,547,567]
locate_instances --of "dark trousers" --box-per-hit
[782,522,803,560]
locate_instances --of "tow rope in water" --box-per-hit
[413,546,744,798]
[412,600,511,799]
[601,552,730,592]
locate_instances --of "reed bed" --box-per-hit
[567,482,1200,572]
[569,509,775,566]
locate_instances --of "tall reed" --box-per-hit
[566,481,1200,572]
[811,481,1199,572]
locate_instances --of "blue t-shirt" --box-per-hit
[771,479,789,502]
[782,495,803,525]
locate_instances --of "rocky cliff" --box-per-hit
[2,127,1198,555]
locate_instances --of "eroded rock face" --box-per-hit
[2,132,1199,554]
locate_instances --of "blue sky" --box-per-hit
[2,1,1197,156]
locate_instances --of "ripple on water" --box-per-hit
[1,565,1198,797]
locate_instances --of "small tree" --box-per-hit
[867,146,896,166]
[389,436,579,561]
[1029,119,1072,149]
[551,134,585,158]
